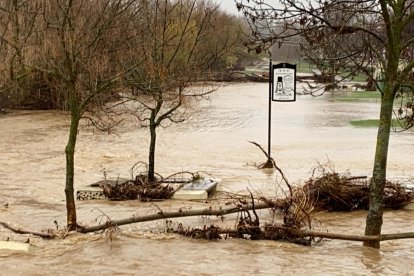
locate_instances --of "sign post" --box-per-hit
[266,62,296,165]
[267,59,273,163]
[272,63,297,102]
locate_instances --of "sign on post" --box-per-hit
[272,63,296,102]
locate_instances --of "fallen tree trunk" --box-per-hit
[2,203,414,244]
[289,229,414,242]
[80,202,273,233]
[0,222,55,239]
[173,225,414,243]
[80,203,414,244]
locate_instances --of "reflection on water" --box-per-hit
[0,83,413,274]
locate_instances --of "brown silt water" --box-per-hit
[0,83,413,275]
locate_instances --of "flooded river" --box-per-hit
[1,83,413,275]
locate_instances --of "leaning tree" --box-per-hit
[236,0,414,248]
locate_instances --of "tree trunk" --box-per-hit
[148,116,157,182]
[78,202,414,245]
[65,109,80,229]
[81,202,273,233]
[364,86,395,248]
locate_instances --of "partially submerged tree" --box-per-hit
[0,0,252,229]
[236,0,414,248]
[1,0,138,228]
[127,0,234,182]
[39,0,139,229]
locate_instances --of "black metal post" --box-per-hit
[268,58,272,160]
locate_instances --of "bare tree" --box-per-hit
[236,0,414,248]
[16,0,138,229]
[126,0,227,182]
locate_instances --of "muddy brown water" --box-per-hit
[1,83,413,275]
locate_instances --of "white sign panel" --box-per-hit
[272,63,296,102]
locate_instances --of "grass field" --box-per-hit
[334,91,381,102]
[350,118,407,128]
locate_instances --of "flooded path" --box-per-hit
[1,83,413,275]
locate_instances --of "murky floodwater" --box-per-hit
[1,83,413,275]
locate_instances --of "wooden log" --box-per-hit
[0,222,55,239]
[80,203,414,244]
[289,229,414,242]
[80,202,273,233]
[175,225,414,243]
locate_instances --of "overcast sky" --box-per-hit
[214,0,239,14]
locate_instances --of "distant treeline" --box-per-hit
[0,0,255,110]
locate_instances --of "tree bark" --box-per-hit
[364,85,395,248]
[80,202,273,233]
[148,115,157,182]
[65,108,80,229]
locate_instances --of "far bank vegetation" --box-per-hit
[0,0,256,111]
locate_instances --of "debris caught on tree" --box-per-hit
[300,164,414,211]
[94,166,216,201]
[101,174,175,201]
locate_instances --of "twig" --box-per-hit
[248,141,271,160]
[247,188,260,226]
[0,221,55,239]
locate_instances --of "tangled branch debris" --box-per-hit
[81,184,318,245]
[247,145,414,211]
[5,157,413,247]
[102,174,174,201]
[302,165,414,211]
[85,158,413,246]
[99,164,214,201]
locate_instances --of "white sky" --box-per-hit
[213,0,239,14]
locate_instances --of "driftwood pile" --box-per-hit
[79,155,413,245]
[167,171,414,244]
[3,164,414,246]
[169,223,315,246]
[102,175,174,201]
[166,165,414,244]
[98,167,413,212]
[301,172,414,211]
[167,195,316,246]
[159,166,317,245]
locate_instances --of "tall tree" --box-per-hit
[236,0,414,248]
[40,0,138,228]
[127,0,227,182]
[1,0,138,228]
